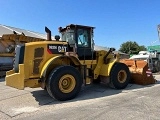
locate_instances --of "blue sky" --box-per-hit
[1,0,160,50]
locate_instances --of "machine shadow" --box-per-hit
[31,82,157,106]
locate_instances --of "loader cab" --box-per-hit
[59,24,95,60]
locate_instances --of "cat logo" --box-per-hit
[47,44,68,54]
[58,46,67,52]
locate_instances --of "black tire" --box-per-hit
[109,62,130,89]
[158,61,160,72]
[46,65,82,101]
[93,76,101,84]
[154,61,160,72]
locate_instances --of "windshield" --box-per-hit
[61,30,74,42]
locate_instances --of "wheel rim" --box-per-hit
[117,70,127,83]
[59,74,76,93]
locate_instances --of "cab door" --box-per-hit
[76,28,94,60]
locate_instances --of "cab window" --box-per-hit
[77,29,89,47]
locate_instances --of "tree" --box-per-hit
[119,41,146,54]
[138,45,147,51]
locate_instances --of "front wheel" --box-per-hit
[109,63,130,89]
[46,65,82,101]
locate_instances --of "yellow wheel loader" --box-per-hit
[5,24,154,101]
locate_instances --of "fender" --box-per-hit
[101,54,120,76]
[40,55,81,78]
[100,59,118,76]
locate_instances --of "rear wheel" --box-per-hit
[46,65,82,101]
[109,63,130,89]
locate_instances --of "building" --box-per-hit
[148,45,160,52]
[0,24,51,39]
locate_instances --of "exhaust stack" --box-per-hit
[45,27,51,41]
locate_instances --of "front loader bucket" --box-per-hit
[120,59,156,85]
